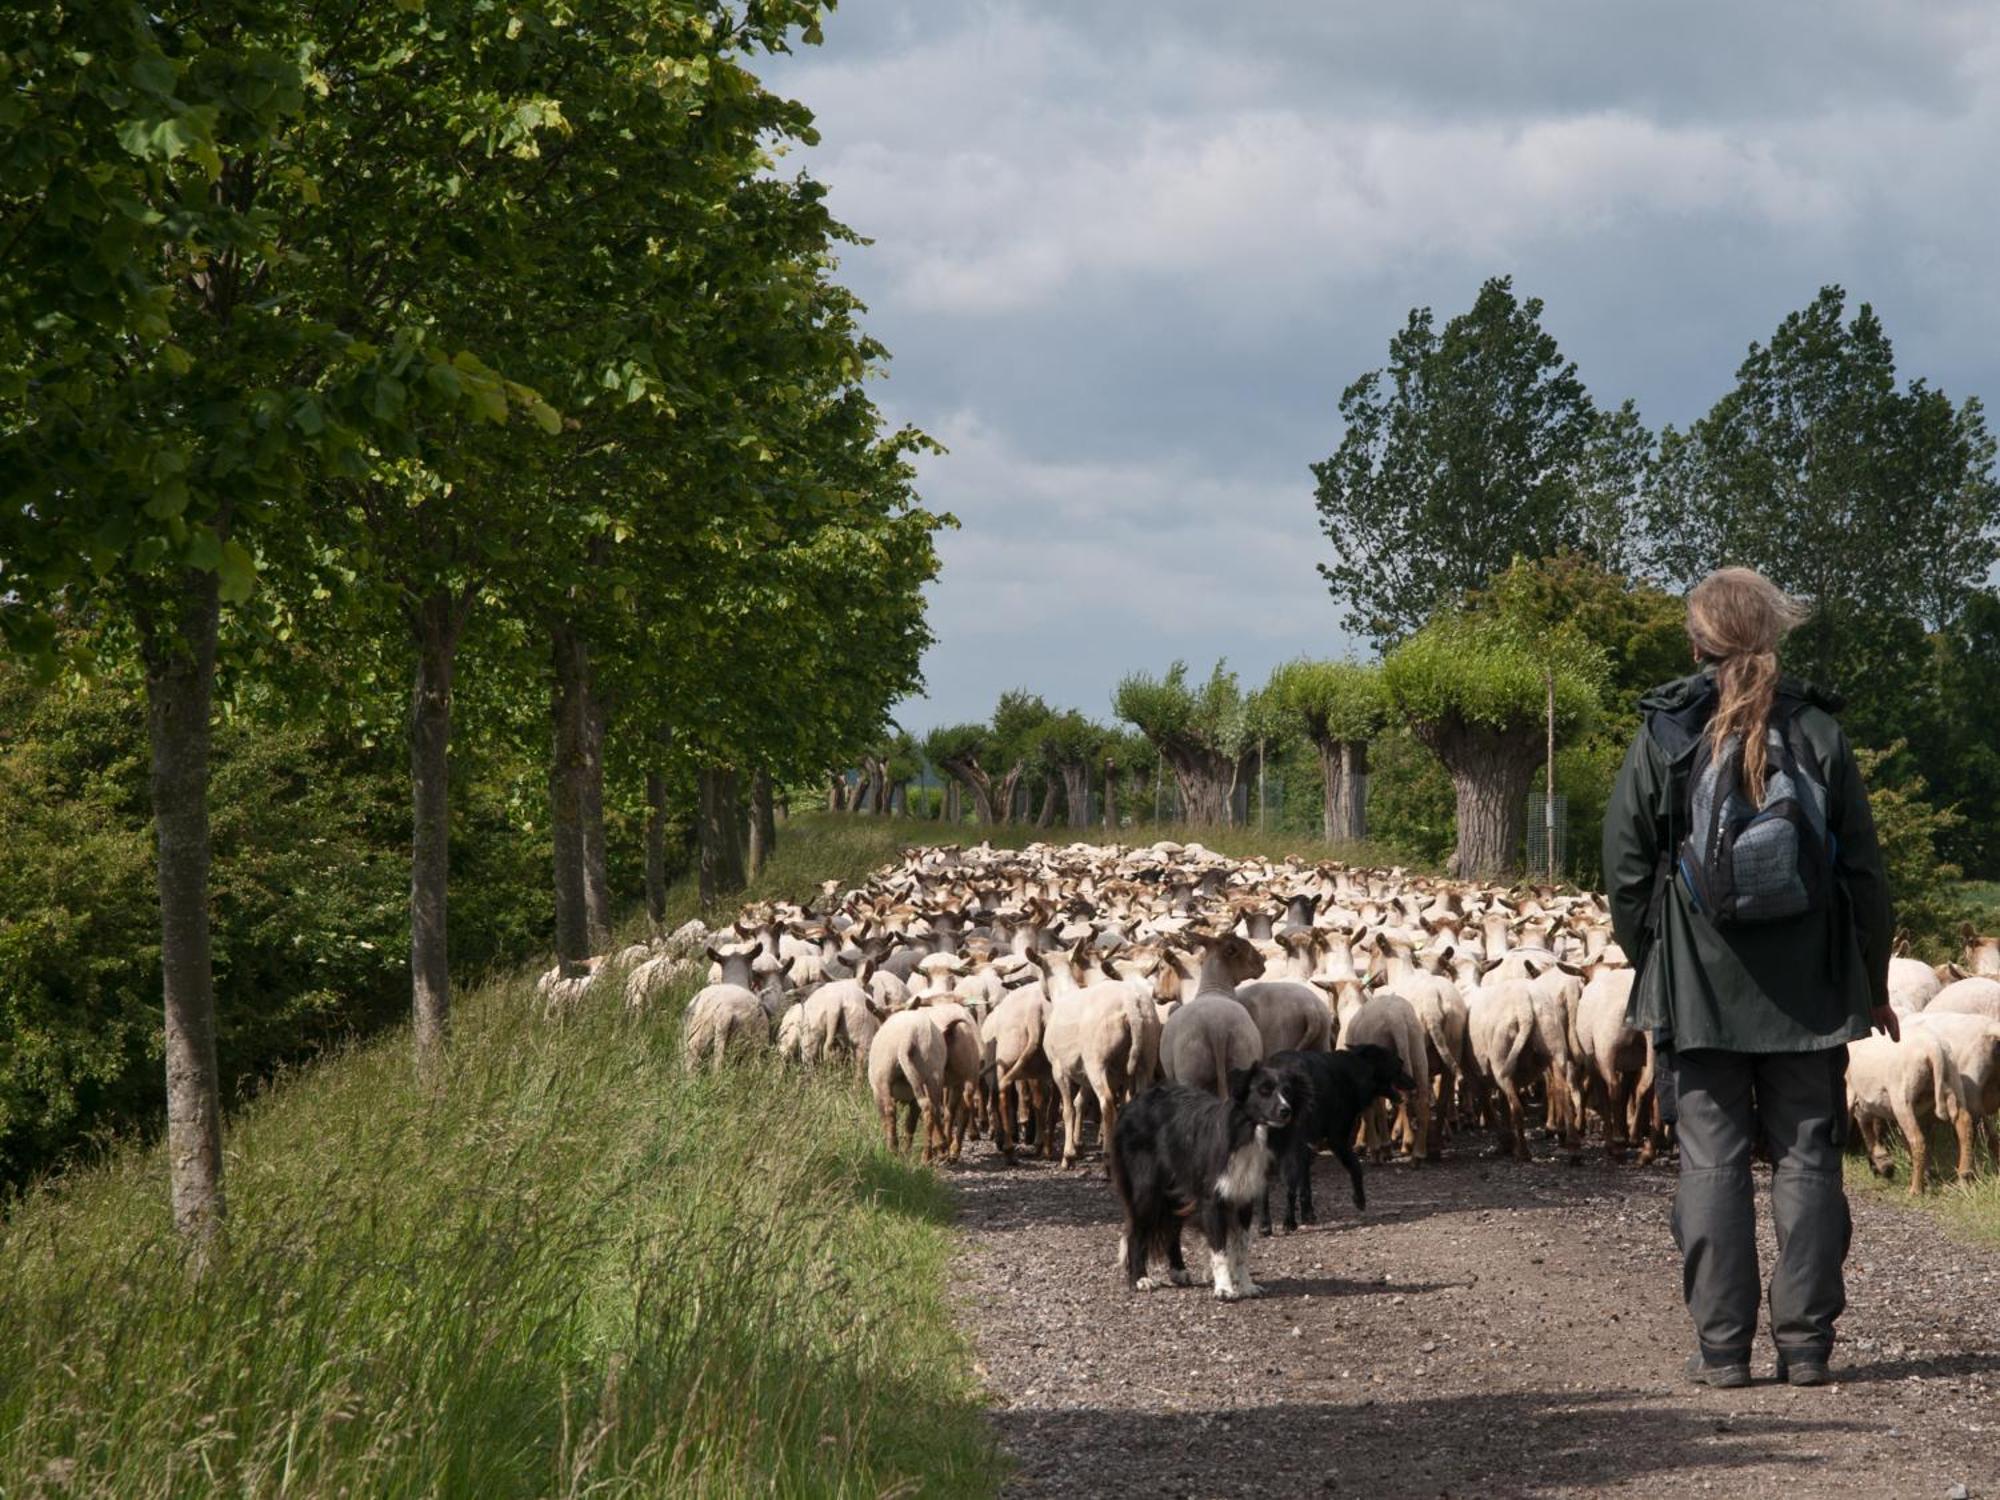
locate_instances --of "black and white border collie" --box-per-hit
[1109,1064,1294,1301]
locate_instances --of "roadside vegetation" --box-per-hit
[0,817,996,1499]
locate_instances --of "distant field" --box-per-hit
[1962,882,2000,928]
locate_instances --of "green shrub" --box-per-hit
[1855,742,1970,959]
[0,669,554,1189]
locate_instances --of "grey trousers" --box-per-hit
[1671,1047,1852,1360]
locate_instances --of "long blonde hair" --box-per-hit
[1686,568,1810,802]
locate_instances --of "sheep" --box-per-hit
[868,1010,949,1160]
[1849,1029,1962,1193]
[1464,975,1542,1162]
[1963,925,2000,978]
[1339,991,1432,1160]
[1037,946,1164,1168]
[798,962,885,1069]
[981,983,1054,1158]
[1158,932,1266,1102]
[1233,980,1334,1057]
[1906,1011,2000,1179]
[1927,976,2000,1023]
[1887,954,1944,1017]
[681,947,786,1072]
[1572,967,1660,1163]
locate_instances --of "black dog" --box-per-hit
[1109,1064,1295,1300]
[1258,1044,1415,1235]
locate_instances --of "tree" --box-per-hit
[1471,554,1689,720]
[1037,712,1107,829]
[1382,615,1604,877]
[0,2,528,1249]
[1114,662,1252,826]
[1643,286,2000,740]
[1265,660,1387,842]
[1313,276,1648,646]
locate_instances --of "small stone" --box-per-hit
[1946,1485,1968,1500]
[1420,1340,1438,1354]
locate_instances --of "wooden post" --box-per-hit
[1544,667,1557,882]
[1257,736,1266,832]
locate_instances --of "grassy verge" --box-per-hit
[0,814,995,1498]
[1844,1130,2000,1249]
[1961,881,2000,930]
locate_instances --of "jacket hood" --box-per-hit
[1636,668,1845,719]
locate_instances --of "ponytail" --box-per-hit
[1686,568,1809,803]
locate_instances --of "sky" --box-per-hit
[757,1,2000,733]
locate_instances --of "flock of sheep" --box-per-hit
[544,841,2000,1191]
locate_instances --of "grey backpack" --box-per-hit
[1676,710,1836,926]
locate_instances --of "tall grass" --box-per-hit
[0,814,996,1498]
[1844,1125,2000,1248]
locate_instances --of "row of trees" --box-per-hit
[1314,277,2000,878]
[2,5,942,1247]
[889,563,1612,880]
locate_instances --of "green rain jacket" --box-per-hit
[1602,670,1893,1054]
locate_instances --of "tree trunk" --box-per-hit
[1319,740,1342,842]
[1339,740,1370,842]
[1421,722,1539,879]
[1102,758,1120,830]
[1034,777,1057,827]
[698,765,746,905]
[550,625,591,966]
[993,763,1025,825]
[827,770,847,812]
[748,769,776,877]
[409,590,465,1067]
[645,767,669,931]
[1061,764,1092,828]
[578,680,611,952]
[140,567,226,1257]
[945,780,960,823]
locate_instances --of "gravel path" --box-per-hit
[951,1135,2000,1499]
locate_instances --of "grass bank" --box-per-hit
[1845,1131,2000,1249]
[0,814,995,1498]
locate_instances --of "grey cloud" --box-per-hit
[761,3,2000,731]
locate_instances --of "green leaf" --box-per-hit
[217,540,257,603]
[143,481,189,520]
[527,398,561,435]
[185,525,223,571]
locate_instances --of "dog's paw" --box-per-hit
[1167,1267,1192,1287]
[1257,1223,1273,1238]
[1239,1278,1265,1298]
[1134,1275,1159,1292]
[1212,1285,1243,1302]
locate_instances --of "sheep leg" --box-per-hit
[1859,1114,1893,1177]
[1954,1108,1977,1181]
[1605,1069,1632,1161]
[881,1099,899,1155]
[1892,1097,1929,1194]
[1416,1072,1437,1163]
[1498,1079,1531,1162]
[1056,1075,1082,1169]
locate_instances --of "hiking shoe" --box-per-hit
[1685,1351,1751,1389]
[1775,1352,1831,1387]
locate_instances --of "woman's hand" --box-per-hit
[1870,1004,1901,1042]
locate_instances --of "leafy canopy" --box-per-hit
[1312,276,1649,647]
[1381,613,1605,740]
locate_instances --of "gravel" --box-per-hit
[949,1135,2000,1498]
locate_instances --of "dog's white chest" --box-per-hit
[1215,1124,1269,1203]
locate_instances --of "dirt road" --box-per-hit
[952,1140,2000,1499]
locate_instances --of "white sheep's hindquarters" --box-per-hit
[1108,1065,1293,1303]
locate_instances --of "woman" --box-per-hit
[1604,567,1895,1390]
